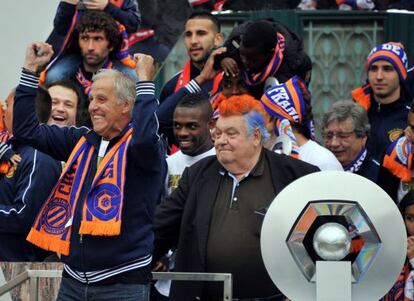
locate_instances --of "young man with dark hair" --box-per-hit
[352,42,411,162]
[166,93,215,193]
[215,19,312,99]
[157,10,224,149]
[45,9,138,87]
[154,93,215,300]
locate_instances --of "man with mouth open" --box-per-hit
[46,79,91,127]
[13,41,164,301]
[157,10,224,151]
[352,42,411,163]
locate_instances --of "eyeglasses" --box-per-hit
[321,131,355,140]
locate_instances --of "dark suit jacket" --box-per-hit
[154,149,319,300]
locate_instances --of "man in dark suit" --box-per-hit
[154,95,319,301]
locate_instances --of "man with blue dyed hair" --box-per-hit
[154,95,319,301]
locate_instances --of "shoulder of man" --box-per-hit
[159,72,182,102]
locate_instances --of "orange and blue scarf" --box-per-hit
[382,261,412,301]
[75,60,113,95]
[0,131,13,174]
[260,76,310,158]
[241,33,285,87]
[174,60,223,96]
[27,126,133,256]
[383,135,412,182]
[345,148,367,173]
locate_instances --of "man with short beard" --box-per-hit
[157,11,223,150]
[352,42,411,162]
[63,10,138,106]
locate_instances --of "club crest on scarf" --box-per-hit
[383,135,413,182]
[41,197,72,235]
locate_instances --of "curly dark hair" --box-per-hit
[74,10,121,50]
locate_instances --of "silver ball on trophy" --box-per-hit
[312,222,351,261]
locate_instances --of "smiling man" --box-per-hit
[166,93,215,194]
[13,42,164,301]
[157,11,223,150]
[352,42,411,162]
[45,79,91,127]
[154,95,318,300]
[322,101,380,182]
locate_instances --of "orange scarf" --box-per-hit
[27,126,133,255]
[174,60,223,95]
[0,131,13,174]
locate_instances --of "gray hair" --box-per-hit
[322,100,370,137]
[92,69,136,104]
[244,111,270,145]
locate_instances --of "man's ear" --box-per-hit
[122,100,133,115]
[214,33,224,47]
[253,127,262,146]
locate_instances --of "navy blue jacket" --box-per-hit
[0,141,61,261]
[14,72,164,274]
[356,153,380,183]
[366,94,411,163]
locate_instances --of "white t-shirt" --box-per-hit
[165,148,216,195]
[299,140,343,171]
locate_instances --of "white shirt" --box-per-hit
[299,140,343,171]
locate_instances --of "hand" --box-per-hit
[9,154,21,166]
[134,53,155,81]
[24,42,54,73]
[152,261,168,272]
[221,57,239,77]
[195,47,227,85]
[84,0,108,10]
[407,236,414,259]
[404,125,414,143]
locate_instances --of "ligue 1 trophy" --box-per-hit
[261,171,407,301]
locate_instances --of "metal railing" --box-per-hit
[0,270,233,301]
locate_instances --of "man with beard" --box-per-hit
[352,42,411,162]
[157,11,223,150]
[65,10,138,105]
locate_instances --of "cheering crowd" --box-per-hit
[1,1,414,300]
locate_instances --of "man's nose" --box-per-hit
[376,69,384,80]
[87,40,95,51]
[55,102,65,112]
